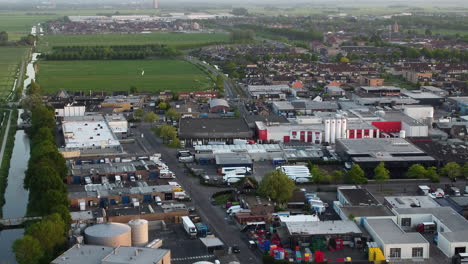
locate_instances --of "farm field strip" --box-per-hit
[37,59,214,94]
[0,47,28,99]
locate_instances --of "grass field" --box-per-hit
[38,32,230,52]
[0,47,28,99]
[37,59,214,94]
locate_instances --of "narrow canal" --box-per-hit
[0,26,38,262]
[0,129,31,264]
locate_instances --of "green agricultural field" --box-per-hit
[0,47,28,99]
[37,59,214,94]
[38,32,230,52]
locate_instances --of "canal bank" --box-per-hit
[0,31,37,262]
[0,128,31,263]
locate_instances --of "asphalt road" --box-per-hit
[136,124,262,263]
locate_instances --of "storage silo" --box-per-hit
[128,219,149,247]
[84,223,131,247]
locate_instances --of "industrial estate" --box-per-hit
[0,0,468,264]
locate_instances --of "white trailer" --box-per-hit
[223,173,245,183]
[182,216,197,238]
[221,167,251,175]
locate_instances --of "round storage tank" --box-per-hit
[84,223,131,247]
[128,219,149,247]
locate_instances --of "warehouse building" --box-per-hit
[104,114,128,138]
[214,153,253,171]
[271,100,339,117]
[61,115,122,157]
[209,98,230,113]
[335,138,436,178]
[445,196,468,219]
[67,160,161,184]
[363,218,430,259]
[393,207,468,257]
[278,220,362,249]
[51,244,171,264]
[68,183,174,208]
[401,90,445,106]
[178,118,253,146]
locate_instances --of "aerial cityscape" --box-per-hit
[0,0,468,263]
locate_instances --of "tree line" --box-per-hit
[238,24,323,42]
[41,44,182,60]
[13,85,70,263]
[257,161,468,207]
[0,31,36,46]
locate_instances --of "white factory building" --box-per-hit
[61,115,124,156]
[364,218,430,260]
[54,104,86,118]
[392,207,468,257]
[255,105,435,144]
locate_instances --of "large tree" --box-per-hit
[31,105,55,134]
[406,164,427,179]
[310,164,331,184]
[133,109,144,120]
[25,214,66,256]
[441,162,462,180]
[426,167,440,183]
[331,170,343,184]
[144,112,159,123]
[258,170,295,205]
[345,164,367,184]
[13,235,44,264]
[463,163,468,179]
[165,108,180,121]
[374,162,390,190]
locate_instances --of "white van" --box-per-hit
[155,196,162,206]
[226,205,241,214]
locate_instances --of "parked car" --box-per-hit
[232,245,240,253]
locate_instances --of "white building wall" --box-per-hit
[56,106,85,117]
[365,219,429,259]
[403,106,434,121]
[438,232,468,257]
[396,214,433,229]
[438,234,451,257]
[383,243,429,259]
[401,122,428,137]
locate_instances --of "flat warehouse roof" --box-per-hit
[340,205,394,217]
[215,153,252,165]
[62,120,120,149]
[339,187,380,206]
[286,220,362,236]
[394,207,468,243]
[178,118,253,139]
[365,219,428,244]
[385,196,440,209]
[337,138,435,162]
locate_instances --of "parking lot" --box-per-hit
[150,223,217,263]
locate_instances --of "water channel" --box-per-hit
[0,32,38,262]
[0,129,30,264]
